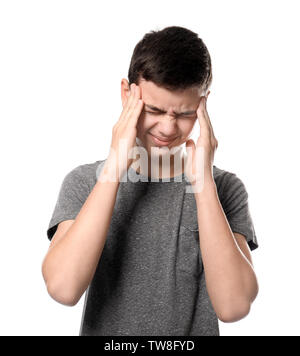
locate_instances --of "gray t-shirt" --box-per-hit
[46,159,258,336]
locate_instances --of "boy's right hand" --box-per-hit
[105,83,144,181]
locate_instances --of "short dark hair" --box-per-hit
[128,26,212,93]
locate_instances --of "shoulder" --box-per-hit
[65,159,107,190]
[213,165,248,200]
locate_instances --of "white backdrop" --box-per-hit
[0,0,299,336]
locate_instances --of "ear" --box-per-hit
[121,78,131,108]
[205,90,211,99]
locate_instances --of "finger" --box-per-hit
[203,97,218,142]
[126,85,144,126]
[197,96,211,139]
[118,86,133,122]
[119,84,136,122]
[127,97,144,127]
[122,83,142,123]
[124,84,142,122]
[199,95,217,144]
[197,96,219,150]
[122,84,136,117]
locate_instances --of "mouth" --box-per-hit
[149,133,177,146]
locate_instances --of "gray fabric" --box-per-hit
[46,159,258,336]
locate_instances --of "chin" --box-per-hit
[137,134,184,153]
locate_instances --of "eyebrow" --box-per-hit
[144,104,197,115]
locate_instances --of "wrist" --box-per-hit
[98,159,123,183]
[192,178,218,203]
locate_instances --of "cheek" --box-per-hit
[177,119,196,137]
[137,113,154,134]
[136,112,146,129]
[137,114,196,142]
[136,113,152,140]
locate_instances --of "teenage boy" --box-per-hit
[42,26,258,336]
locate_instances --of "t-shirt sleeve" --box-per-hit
[46,166,90,241]
[220,172,258,251]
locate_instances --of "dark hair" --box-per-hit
[128,26,212,92]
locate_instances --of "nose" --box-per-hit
[156,114,178,138]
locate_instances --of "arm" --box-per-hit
[185,93,258,322]
[42,82,144,306]
[42,170,120,306]
[194,183,259,323]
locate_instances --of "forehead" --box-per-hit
[138,79,203,111]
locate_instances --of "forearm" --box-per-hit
[43,168,120,305]
[194,180,258,321]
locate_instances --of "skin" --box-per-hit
[119,78,259,322]
[42,76,259,322]
[120,78,208,179]
[186,92,259,322]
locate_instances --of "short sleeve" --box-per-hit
[46,167,91,241]
[220,173,258,251]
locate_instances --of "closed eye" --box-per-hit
[145,111,160,115]
[145,111,195,119]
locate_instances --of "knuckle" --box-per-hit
[112,123,119,132]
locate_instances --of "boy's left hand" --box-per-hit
[185,91,218,189]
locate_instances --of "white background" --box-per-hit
[0,0,299,336]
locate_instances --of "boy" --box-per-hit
[42,26,259,336]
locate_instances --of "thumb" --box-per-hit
[185,139,195,159]
[186,139,195,150]
[185,139,196,182]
